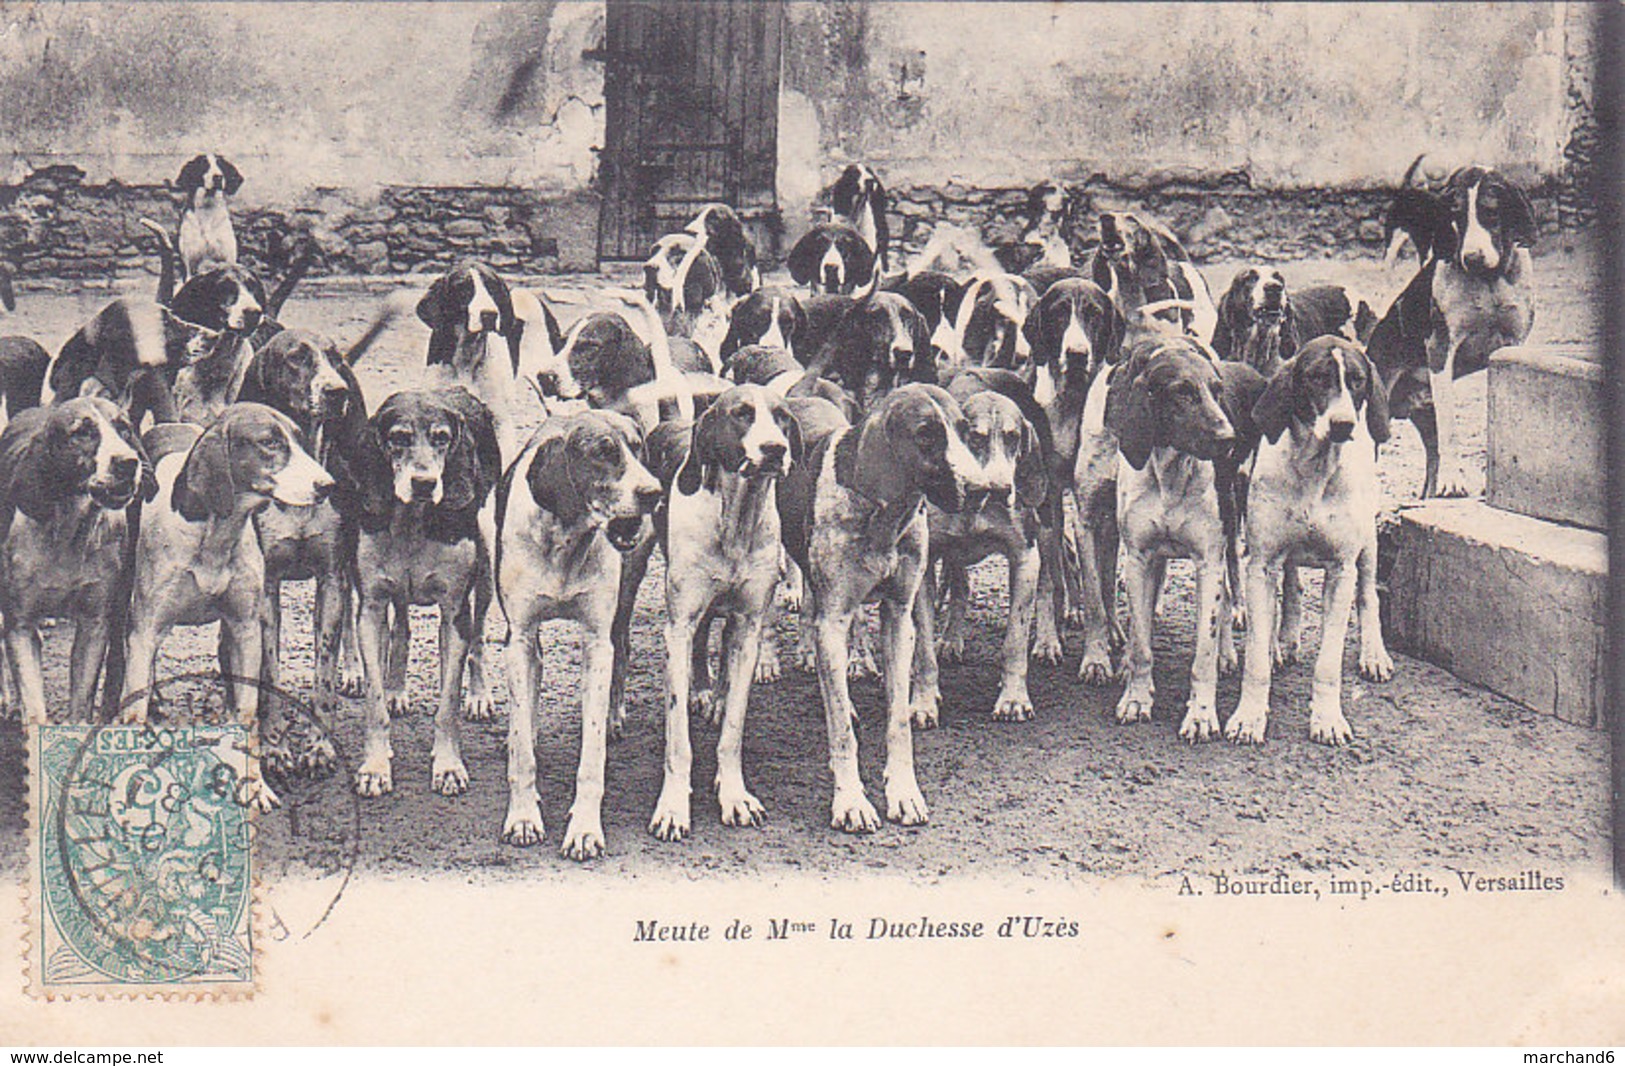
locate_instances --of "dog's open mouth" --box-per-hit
[605,515,644,552]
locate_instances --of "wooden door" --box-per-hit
[597,0,783,262]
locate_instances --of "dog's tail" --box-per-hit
[139,218,179,306]
[268,246,317,320]
[1400,153,1427,190]
[0,262,14,314]
[669,230,712,316]
[343,289,416,366]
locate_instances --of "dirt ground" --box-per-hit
[0,239,1609,884]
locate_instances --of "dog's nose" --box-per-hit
[242,308,263,330]
[409,475,438,500]
[634,482,663,513]
[760,440,787,463]
[983,485,1011,507]
[311,478,333,503]
[535,370,559,395]
[479,309,499,332]
[1329,418,1356,442]
[111,454,139,482]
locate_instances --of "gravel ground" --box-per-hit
[0,239,1608,884]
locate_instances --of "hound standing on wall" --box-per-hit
[1366,164,1537,498]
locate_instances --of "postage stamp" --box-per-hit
[27,722,257,999]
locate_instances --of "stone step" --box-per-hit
[1486,345,1604,531]
[1384,498,1607,728]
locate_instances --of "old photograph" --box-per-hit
[0,0,1618,1044]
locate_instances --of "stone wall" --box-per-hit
[0,166,600,280]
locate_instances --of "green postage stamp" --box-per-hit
[28,723,256,998]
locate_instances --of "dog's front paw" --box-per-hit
[338,667,366,698]
[386,692,411,718]
[717,785,766,828]
[297,734,337,776]
[1115,684,1154,724]
[431,756,469,796]
[462,694,495,721]
[830,789,881,834]
[936,633,967,664]
[1271,633,1300,669]
[560,811,607,861]
[1179,699,1220,744]
[910,689,941,729]
[649,789,691,842]
[1224,703,1269,745]
[238,776,281,813]
[261,738,296,777]
[689,687,718,725]
[1360,642,1394,682]
[754,641,782,684]
[1434,468,1473,498]
[992,683,1034,723]
[354,756,394,797]
[1029,633,1064,666]
[1309,706,1354,746]
[502,801,545,847]
[1078,644,1114,686]
[885,780,930,826]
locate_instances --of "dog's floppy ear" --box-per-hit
[775,402,803,467]
[680,402,731,495]
[1021,294,1051,361]
[1,412,65,522]
[1212,270,1255,360]
[836,228,877,290]
[479,267,522,369]
[172,417,236,521]
[1104,355,1156,470]
[1350,346,1391,445]
[831,166,861,217]
[218,157,244,196]
[327,407,393,525]
[1013,411,1048,508]
[1251,357,1297,445]
[785,231,826,288]
[176,155,209,192]
[417,277,459,367]
[1500,181,1539,251]
[439,391,502,511]
[526,429,586,525]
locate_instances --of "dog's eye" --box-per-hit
[388,428,413,450]
[593,437,620,462]
[429,427,453,448]
[1003,429,1022,450]
[966,428,989,447]
[732,404,752,421]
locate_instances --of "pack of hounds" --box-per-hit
[0,152,1538,859]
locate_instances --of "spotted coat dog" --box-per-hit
[909,369,1050,726]
[333,388,501,801]
[776,383,988,832]
[0,398,153,722]
[1022,277,1125,670]
[1092,211,1218,344]
[237,327,375,771]
[174,153,244,280]
[1211,267,1355,376]
[496,410,662,859]
[791,279,934,413]
[646,385,801,841]
[122,404,333,811]
[1104,335,1264,742]
[787,221,877,296]
[1229,336,1393,745]
[830,164,891,273]
[1366,165,1538,498]
[49,298,224,428]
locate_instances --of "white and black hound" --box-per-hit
[1229,336,1393,745]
